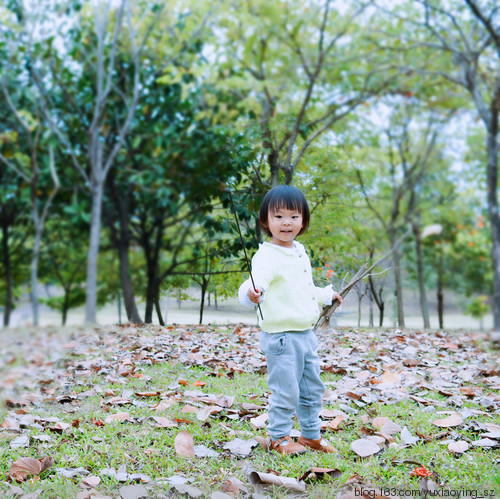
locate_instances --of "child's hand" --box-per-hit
[248,287,263,303]
[332,292,343,304]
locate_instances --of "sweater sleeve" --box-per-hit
[237,246,274,307]
[314,283,335,306]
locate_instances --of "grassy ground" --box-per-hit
[0,323,499,498]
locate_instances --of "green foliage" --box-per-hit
[466,295,489,320]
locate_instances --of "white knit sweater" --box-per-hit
[238,241,333,333]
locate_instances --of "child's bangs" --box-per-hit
[268,191,304,214]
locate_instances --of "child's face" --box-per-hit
[266,206,303,247]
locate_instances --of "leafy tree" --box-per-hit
[390,0,500,327]
[215,0,396,189]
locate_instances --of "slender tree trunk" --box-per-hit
[437,249,444,329]
[214,289,218,311]
[62,289,70,326]
[389,229,405,328]
[117,292,122,324]
[199,279,208,324]
[486,120,500,329]
[144,268,156,323]
[108,176,142,323]
[117,238,141,323]
[2,224,13,327]
[85,182,104,323]
[368,274,384,327]
[357,295,362,328]
[414,222,430,328]
[368,287,374,327]
[154,294,164,326]
[31,225,42,326]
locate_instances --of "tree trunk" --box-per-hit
[117,292,122,324]
[144,268,156,323]
[414,222,430,328]
[2,224,13,327]
[368,275,384,327]
[199,279,208,324]
[85,183,104,323]
[368,286,374,327]
[154,294,165,326]
[486,120,500,328]
[379,302,385,327]
[357,295,362,328]
[389,229,405,328]
[117,236,142,323]
[214,289,218,311]
[107,176,142,323]
[62,289,70,326]
[31,224,42,326]
[437,249,444,329]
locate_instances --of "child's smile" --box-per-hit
[267,207,303,247]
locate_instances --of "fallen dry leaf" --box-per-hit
[298,467,342,481]
[81,475,101,487]
[104,412,132,423]
[448,441,469,453]
[249,470,305,492]
[174,430,195,457]
[9,456,54,482]
[249,413,268,429]
[223,437,258,457]
[350,438,380,457]
[432,412,463,428]
[152,416,178,428]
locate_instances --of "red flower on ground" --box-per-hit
[410,467,433,478]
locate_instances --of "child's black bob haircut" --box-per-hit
[259,185,310,238]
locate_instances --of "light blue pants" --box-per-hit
[259,329,325,441]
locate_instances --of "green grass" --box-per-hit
[0,324,499,498]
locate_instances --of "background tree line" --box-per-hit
[0,0,497,329]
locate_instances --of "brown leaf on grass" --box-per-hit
[249,470,305,492]
[298,467,342,482]
[174,430,195,457]
[432,412,463,428]
[179,380,189,386]
[105,412,132,423]
[249,413,268,429]
[448,441,469,453]
[9,456,54,482]
[350,438,381,457]
[471,438,498,447]
[460,386,480,397]
[381,371,401,384]
[223,437,258,457]
[152,416,178,428]
[134,391,160,397]
[322,414,346,430]
[106,397,131,406]
[215,395,235,408]
[81,475,101,487]
[372,417,390,429]
[197,406,223,422]
[254,435,270,450]
[320,408,346,419]
[380,420,401,435]
[172,483,204,498]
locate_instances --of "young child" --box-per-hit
[238,185,342,455]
